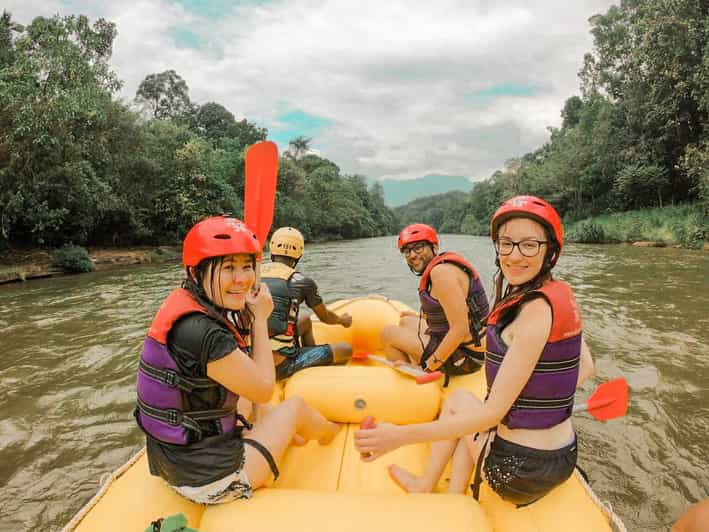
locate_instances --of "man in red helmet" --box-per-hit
[381,223,489,380]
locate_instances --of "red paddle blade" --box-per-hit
[585,378,628,421]
[351,351,371,361]
[415,371,443,385]
[244,141,279,247]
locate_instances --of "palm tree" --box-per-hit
[288,136,312,160]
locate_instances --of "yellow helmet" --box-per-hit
[269,227,304,259]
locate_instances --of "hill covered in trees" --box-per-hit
[377,175,472,207]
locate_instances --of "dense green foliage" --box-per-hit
[1,2,706,251]
[0,12,397,249]
[53,245,94,273]
[566,204,706,248]
[396,0,707,244]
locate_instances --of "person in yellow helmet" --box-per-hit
[262,227,352,380]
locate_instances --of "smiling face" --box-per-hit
[201,254,255,310]
[401,241,437,274]
[497,218,548,286]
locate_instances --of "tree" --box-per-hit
[135,69,192,121]
[581,0,708,202]
[561,96,583,128]
[0,14,122,245]
[287,136,312,160]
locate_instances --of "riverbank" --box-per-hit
[565,203,707,249]
[0,246,181,285]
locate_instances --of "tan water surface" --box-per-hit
[0,235,707,531]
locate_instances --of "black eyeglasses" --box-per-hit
[401,241,427,256]
[495,238,547,257]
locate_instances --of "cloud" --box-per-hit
[5,0,617,181]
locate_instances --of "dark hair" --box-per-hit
[183,255,254,332]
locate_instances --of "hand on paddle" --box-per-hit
[355,419,405,461]
[246,282,273,322]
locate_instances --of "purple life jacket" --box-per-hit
[485,280,582,429]
[135,288,246,445]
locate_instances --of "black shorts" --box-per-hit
[275,345,334,380]
[421,336,484,375]
[483,434,578,507]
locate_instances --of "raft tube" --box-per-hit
[64,295,625,532]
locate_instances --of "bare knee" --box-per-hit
[380,324,397,346]
[331,342,352,363]
[442,389,480,416]
[298,312,312,332]
[282,395,306,411]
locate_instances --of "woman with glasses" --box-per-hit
[355,196,595,507]
[380,223,489,380]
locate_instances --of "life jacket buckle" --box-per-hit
[163,370,178,387]
[166,408,183,426]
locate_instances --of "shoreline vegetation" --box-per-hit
[2,204,706,286]
[1,3,707,284]
[565,204,707,249]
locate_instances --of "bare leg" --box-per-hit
[388,389,482,493]
[380,319,428,364]
[448,436,476,493]
[242,396,340,489]
[330,342,352,364]
[297,312,316,346]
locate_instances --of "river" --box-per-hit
[0,235,707,531]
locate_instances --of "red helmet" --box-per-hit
[490,196,563,264]
[183,216,261,267]
[397,223,439,250]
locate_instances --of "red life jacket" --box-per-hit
[485,280,582,429]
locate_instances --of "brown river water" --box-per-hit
[0,235,707,531]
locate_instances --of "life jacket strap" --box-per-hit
[139,359,219,393]
[484,389,575,410]
[136,397,236,439]
[485,351,580,372]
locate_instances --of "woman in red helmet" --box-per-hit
[135,216,339,504]
[356,197,595,507]
[381,223,489,381]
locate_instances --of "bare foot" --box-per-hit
[318,421,342,445]
[388,464,433,493]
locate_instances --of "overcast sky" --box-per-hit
[6,0,616,182]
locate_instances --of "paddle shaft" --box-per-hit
[360,354,442,384]
[572,396,615,414]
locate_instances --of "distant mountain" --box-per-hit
[375,175,473,207]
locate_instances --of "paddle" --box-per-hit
[244,140,279,284]
[572,378,628,421]
[244,140,279,248]
[351,351,443,384]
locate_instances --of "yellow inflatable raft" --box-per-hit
[64,295,625,532]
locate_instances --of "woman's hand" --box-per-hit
[354,422,405,461]
[246,282,274,322]
[424,355,443,372]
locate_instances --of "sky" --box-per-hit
[6,0,616,182]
